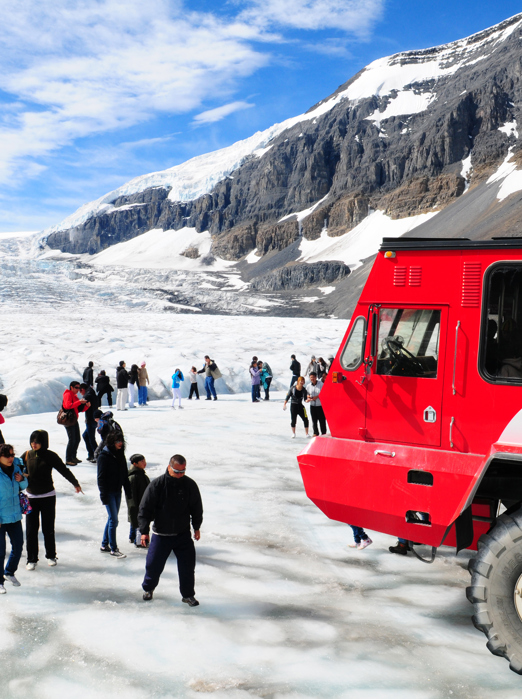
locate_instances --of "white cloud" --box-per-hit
[0,0,384,186]
[240,0,385,35]
[193,101,255,125]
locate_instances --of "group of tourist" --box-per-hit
[83,361,150,411]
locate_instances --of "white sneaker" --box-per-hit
[357,538,373,550]
[110,549,127,559]
[48,558,58,567]
[5,574,20,586]
[178,406,184,410]
[26,562,36,571]
[0,584,5,594]
[306,433,312,438]
[291,434,296,439]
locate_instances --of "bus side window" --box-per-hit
[340,317,366,371]
[481,264,522,382]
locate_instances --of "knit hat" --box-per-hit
[140,361,146,367]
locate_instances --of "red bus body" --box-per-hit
[297,239,522,550]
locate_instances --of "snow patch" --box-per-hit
[366,91,435,124]
[246,248,261,264]
[278,194,329,223]
[499,119,519,139]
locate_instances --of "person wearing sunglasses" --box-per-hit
[0,444,28,593]
[138,454,203,606]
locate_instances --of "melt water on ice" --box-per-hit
[1,233,521,698]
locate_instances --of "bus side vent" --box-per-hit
[407,470,433,486]
[462,262,482,307]
[406,510,431,525]
[409,266,422,287]
[393,266,407,286]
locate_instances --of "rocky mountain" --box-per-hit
[42,13,522,317]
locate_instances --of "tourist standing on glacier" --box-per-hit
[305,356,319,377]
[128,364,139,409]
[62,381,90,465]
[197,356,220,400]
[116,361,129,411]
[126,453,150,547]
[22,429,82,570]
[0,394,8,444]
[289,355,301,388]
[82,361,94,387]
[258,360,273,401]
[95,370,113,407]
[0,444,27,593]
[306,372,327,436]
[250,361,261,402]
[139,454,203,606]
[138,362,149,406]
[171,368,184,409]
[97,431,130,559]
[80,383,98,463]
[188,366,200,400]
[283,376,310,439]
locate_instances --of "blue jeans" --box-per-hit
[102,492,122,551]
[349,525,369,544]
[1,520,24,583]
[290,375,298,388]
[251,384,260,401]
[138,385,148,405]
[205,376,216,399]
[82,420,97,459]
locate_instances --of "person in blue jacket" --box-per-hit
[171,368,184,410]
[0,443,28,593]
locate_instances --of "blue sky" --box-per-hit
[0,0,521,232]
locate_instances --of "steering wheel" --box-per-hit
[383,337,425,376]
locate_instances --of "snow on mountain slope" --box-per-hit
[45,13,522,238]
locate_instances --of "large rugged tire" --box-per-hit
[467,508,522,674]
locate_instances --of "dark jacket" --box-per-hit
[22,429,79,495]
[95,375,113,393]
[138,471,203,537]
[126,466,150,528]
[285,385,308,404]
[128,365,139,386]
[83,387,98,422]
[83,366,94,385]
[116,366,129,389]
[290,359,301,376]
[97,446,131,504]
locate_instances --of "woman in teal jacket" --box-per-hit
[171,368,184,409]
[0,443,27,593]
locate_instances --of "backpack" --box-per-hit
[96,412,123,440]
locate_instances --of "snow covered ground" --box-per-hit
[2,396,522,698]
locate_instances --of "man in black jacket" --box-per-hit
[138,454,203,605]
[290,354,301,388]
[80,383,98,463]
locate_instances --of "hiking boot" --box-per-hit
[110,549,127,559]
[26,562,36,571]
[66,461,77,466]
[389,541,408,556]
[182,596,199,607]
[73,458,82,463]
[100,545,111,553]
[5,574,20,586]
[213,397,218,401]
[357,538,373,550]
[48,558,58,567]
[143,590,153,601]
[205,398,212,401]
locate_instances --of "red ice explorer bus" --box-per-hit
[297,237,522,673]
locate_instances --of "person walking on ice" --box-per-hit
[139,454,203,606]
[283,376,311,439]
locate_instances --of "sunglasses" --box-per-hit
[171,467,186,473]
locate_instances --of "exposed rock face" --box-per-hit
[250,261,350,291]
[44,14,522,282]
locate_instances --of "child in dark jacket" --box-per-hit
[126,454,150,547]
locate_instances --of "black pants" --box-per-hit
[97,388,113,407]
[142,530,196,598]
[290,403,309,428]
[188,383,199,399]
[65,422,81,462]
[83,420,98,459]
[263,377,272,400]
[26,495,56,563]
[310,405,327,435]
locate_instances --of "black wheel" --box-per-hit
[467,508,522,673]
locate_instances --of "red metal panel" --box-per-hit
[409,266,422,287]
[393,266,407,286]
[297,436,484,547]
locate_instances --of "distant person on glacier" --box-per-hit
[289,355,301,388]
[116,361,129,411]
[0,394,8,444]
[82,361,94,388]
[62,381,90,465]
[95,370,113,407]
[139,453,203,606]
[197,356,220,401]
[171,368,184,409]
[138,362,149,406]
[188,366,200,400]
[258,360,273,401]
[128,364,139,409]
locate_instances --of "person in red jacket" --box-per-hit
[62,381,90,465]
